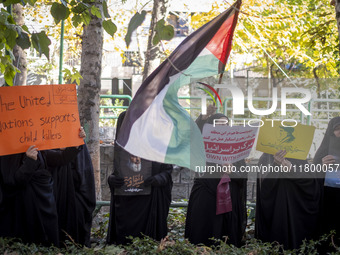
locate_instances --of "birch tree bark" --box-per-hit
[78,0,103,200]
[12,4,27,86]
[142,0,169,81]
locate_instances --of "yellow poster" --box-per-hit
[256,120,316,160]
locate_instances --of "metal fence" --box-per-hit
[100,94,340,125]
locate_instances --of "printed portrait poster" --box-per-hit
[0,84,84,156]
[256,120,316,160]
[114,144,152,196]
[202,123,259,164]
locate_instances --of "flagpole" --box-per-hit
[215,0,242,113]
[215,73,224,112]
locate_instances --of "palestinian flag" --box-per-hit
[116,1,242,170]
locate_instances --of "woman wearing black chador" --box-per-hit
[185,112,247,247]
[314,116,340,253]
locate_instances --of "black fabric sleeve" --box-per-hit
[195,115,206,132]
[45,147,82,167]
[14,156,40,185]
[152,164,173,186]
[229,159,247,184]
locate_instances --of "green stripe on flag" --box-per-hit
[163,53,220,170]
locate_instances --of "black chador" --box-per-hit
[107,111,173,244]
[49,144,96,247]
[255,153,321,250]
[313,117,340,251]
[0,148,81,246]
[185,113,248,247]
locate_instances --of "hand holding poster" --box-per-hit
[256,120,315,160]
[0,84,84,156]
[202,124,258,164]
[114,145,152,195]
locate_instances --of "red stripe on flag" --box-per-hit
[206,1,242,68]
[206,14,235,65]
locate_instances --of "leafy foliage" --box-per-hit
[63,67,82,85]
[0,206,339,254]
[0,0,119,86]
[191,0,339,83]
[99,97,125,128]
[0,0,177,86]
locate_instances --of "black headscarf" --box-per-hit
[206,113,229,125]
[196,113,229,132]
[115,111,127,140]
[313,117,340,165]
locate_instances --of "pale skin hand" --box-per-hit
[76,127,86,149]
[322,155,335,165]
[274,150,292,171]
[79,127,86,139]
[26,145,38,161]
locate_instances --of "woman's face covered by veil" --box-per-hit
[334,124,340,138]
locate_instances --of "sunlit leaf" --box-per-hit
[103,19,117,37]
[125,10,146,48]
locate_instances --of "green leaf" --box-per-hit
[7,48,14,60]
[71,2,88,14]
[71,14,82,27]
[4,26,17,49]
[31,31,51,59]
[160,25,174,40]
[102,0,110,18]
[0,10,8,24]
[51,2,70,24]
[81,11,91,26]
[6,13,15,24]
[16,31,30,49]
[152,33,160,45]
[90,6,102,19]
[103,19,117,37]
[4,71,15,86]
[125,10,146,48]
[1,0,21,7]
[72,15,82,27]
[21,25,29,33]
[4,61,17,86]
[152,19,174,45]
[25,0,38,6]
[63,67,82,85]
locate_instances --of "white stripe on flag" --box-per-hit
[198,47,213,57]
[124,73,181,162]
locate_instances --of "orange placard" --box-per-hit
[0,84,84,156]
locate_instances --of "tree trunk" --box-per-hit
[78,0,103,201]
[12,4,27,86]
[142,0,169,81]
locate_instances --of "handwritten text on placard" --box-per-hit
[0,84,83,156]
